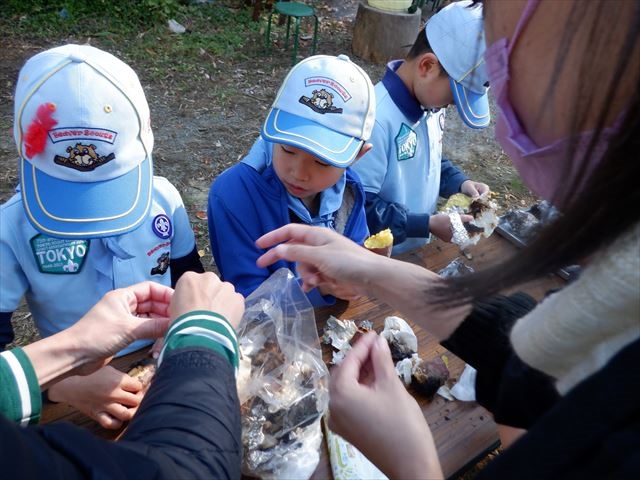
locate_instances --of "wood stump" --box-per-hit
[351,1,422,64]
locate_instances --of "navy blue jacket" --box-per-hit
[0,348,241,479]
[443,294,640,478]
[208,142,368,307]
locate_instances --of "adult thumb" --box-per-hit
[369,335,398,383]
[134,315,171,341]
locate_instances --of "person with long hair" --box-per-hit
[255,0,640,477]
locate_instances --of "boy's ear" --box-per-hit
[417,52,441,77]
[351,143,373,166]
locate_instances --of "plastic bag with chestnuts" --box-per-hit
[236,268,329,479]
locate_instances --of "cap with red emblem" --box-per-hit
[14,43,154,239]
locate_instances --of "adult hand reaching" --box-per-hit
[23,281,173,391]
[169,271,244,330]
[256,223,384,296]
[257,224,471,341]
[328,332,443,479]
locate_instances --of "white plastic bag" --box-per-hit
[236,268,330,479]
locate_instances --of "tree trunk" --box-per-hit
[351,1,422,64]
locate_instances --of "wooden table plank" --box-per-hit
[41,234,564,479]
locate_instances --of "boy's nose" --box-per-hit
[291,163,310,182]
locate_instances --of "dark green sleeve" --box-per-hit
[0,348,42,425]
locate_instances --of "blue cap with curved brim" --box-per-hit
[426,0,490,129]
[262,54,376,168]
[449,75,490,129]
[20,156,153,238]
[14,44,154,238]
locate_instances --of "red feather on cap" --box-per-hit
[24,103,58,159]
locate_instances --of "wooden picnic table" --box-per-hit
[41,232,565,479]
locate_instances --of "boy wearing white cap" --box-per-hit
[208,54,375,306]
[352,0,491,255]
[0,44,204,429]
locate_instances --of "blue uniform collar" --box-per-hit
[381,60,425,124]
[286,176,345,228]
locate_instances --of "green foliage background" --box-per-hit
[0,1,263,82]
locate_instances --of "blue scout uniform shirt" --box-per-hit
[0,176,197,356]
[352,60,468,255]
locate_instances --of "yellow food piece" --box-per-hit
[443,193,473,212]
[364,228,393,249]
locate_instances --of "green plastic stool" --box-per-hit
[409,0,443,13]
[265,2,319,64]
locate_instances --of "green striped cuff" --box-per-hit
[0,348,42,426]
[158,311,239,372]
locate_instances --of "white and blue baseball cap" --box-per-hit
[426,0,490,129]
[262,54,376,168]
[14,44,154,239]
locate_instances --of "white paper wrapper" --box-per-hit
[450,363,477,401]
[324,417,389,480]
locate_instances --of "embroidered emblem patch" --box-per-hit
[52,142,116,174]
[152,214,172,239]
[150,252,170,276]
[30,234,89,274]
[395,123,418,161]
[299,89,343,114]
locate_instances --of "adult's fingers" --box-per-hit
[256,224,329,250]
[331,332,379,388]
[209,279,245,329]
[170,272,244,328]
[368,334,400,385]
[256,241,318,268]
[125,281,174,317]
[130,316,172,342]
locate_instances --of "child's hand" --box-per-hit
[460,180,490,199]
[47,365,144,430]
[429,213,474,242]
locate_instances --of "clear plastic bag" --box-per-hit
[236,268,330,479]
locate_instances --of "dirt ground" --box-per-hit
[0,0,536,346]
